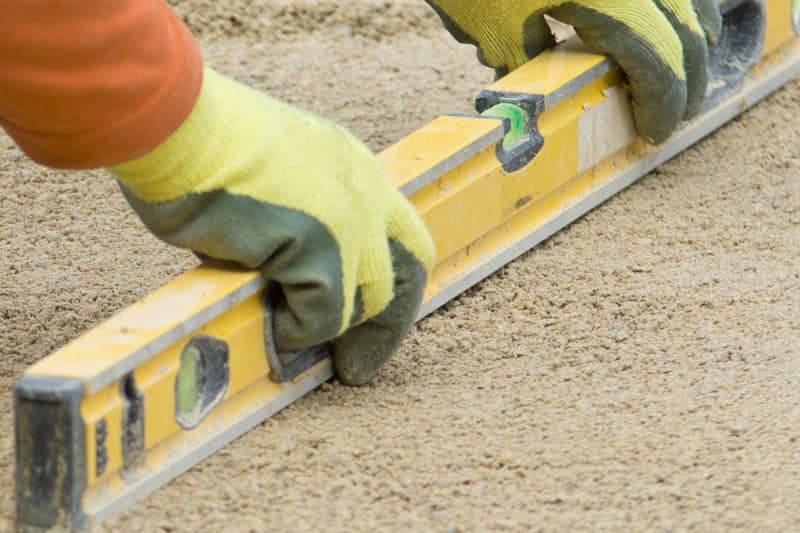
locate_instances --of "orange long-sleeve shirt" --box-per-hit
[0,1,203,169]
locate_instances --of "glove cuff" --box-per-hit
[107,68,263,202]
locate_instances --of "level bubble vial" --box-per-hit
[174,336,230,429]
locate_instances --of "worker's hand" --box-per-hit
[425,0,722,143]
[108,68,435,386]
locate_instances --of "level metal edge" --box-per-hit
[398,117,505,197]
[88,276,267,394]
[544,55,614,109]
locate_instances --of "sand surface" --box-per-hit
[1,1,799,531]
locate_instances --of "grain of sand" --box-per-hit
[1,1,799,531]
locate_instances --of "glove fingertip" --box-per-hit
[522,13,556,58]
[333,241,427,386]
[631,79,688,144]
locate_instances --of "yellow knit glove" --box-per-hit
[109,68,435,385]
[426,0,722,143]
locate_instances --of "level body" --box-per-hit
[14,1,800,530]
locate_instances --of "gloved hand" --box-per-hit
[425,0,722,143]
[108,68,435,385]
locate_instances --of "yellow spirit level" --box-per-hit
[14,1,800,530]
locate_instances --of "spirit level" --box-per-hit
[14,1,799,530]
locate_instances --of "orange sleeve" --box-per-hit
[0,1,203,169]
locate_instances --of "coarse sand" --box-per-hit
[1,1,799,531]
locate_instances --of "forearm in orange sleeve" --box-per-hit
[0,1,203,169]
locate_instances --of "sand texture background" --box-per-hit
[1,1,799,531]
